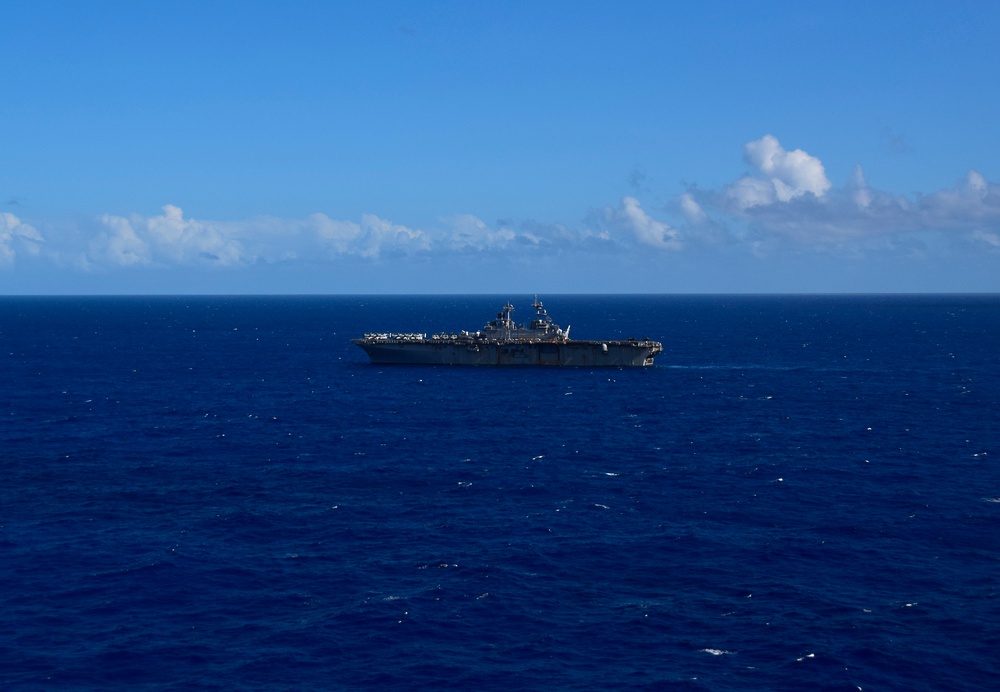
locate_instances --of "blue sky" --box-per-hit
[2,1,999,294]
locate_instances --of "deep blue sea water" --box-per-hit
[2,294,999,690]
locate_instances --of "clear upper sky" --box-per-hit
[2,0,998,294]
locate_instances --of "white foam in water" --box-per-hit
[702,649,735,655]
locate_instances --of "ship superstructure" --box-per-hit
[352,297,661,367]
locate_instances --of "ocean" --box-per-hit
[2,294,998,690]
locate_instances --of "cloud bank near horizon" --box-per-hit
[686,136,1000,254]
[4,136,999,272]
[1,212,44,266]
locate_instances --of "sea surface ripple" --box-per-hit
[2,295,998,690]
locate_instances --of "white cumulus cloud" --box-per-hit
[307,212,429,258]
[94,213,151,266]
[9,133,1000,280]
[726,134,831,210]
[679,192,708,224]
[309,213,364,255]
[919,170,1000,228]
[680,135,1000,254]
[972,230,1000,248]
[94,205,246,267]
[352,214,429,258]
[592,197,682,250]
[621,197,683,249]
[87,206,432,268]
[441,214,516,251]
[0,212,44,265]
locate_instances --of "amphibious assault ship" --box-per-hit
[352,297,662,366]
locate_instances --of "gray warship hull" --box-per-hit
[352,297,663,367]
[353,338,660,366]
